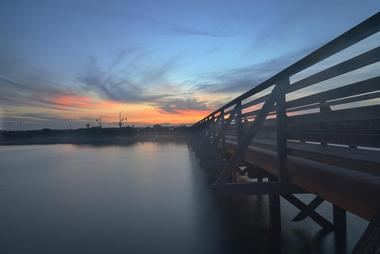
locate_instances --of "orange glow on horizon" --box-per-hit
[46,94,211,125]
[52,95,120,109]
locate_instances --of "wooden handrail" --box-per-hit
[192,12,380,128]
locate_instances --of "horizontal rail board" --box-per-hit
[246,137,380,173]
[287,105,380,124]
[286,91,380,114]
[287,47,380,93]
[193,14,380,233]
[287,132,380,148]
[242,95,269,109]
[193,12,380,125]
[286,76,380,109]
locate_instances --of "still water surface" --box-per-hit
[0,142,368,253]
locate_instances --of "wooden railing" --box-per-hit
[192,12,380,185]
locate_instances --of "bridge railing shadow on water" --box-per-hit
[190,12,380,253]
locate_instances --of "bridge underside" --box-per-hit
[221,141,380,220]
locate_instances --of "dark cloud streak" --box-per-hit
[77,54,173,103]
[154,97,208,114]
[194,46,315,94]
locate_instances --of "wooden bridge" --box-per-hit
[190,12,380,253]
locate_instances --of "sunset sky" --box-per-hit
[1,0,379,129]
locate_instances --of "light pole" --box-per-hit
[118,112,127,129]
[96,117,102,128]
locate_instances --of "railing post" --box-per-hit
[213,115,217,141]
[215,82,284,185]
[353,210,380,254]
[276,77,289,183]
[212,104,238,147]
[201,120,205,137]
[319,101,331,146]
[208,115,214,139]
[236,101,243,145]
[205,117,210,138]
[269,179,281,237]
[333,204,347,231]
[220,110,225,156]
[204,120,208,137]
[269,77,288,238]
[203,119,207,137]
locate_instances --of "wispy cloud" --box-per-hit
[171,26,229,38]
[76,50,213,114]
[77,54,174,103]
[121,12,232,38]
[63,3,231,38]
[0,48,212,130]
[0,73,74,110]
[250,1,317,48]
[194,46,314,94]
[154,97,209,114]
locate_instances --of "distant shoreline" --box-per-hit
[0,127,191,146]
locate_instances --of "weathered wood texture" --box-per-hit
[192,12,380,220]
[192,13,380,251]
[222,141,380,220]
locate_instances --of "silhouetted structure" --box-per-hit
[118,112,127,129]
[191,12,380,253]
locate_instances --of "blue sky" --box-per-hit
[0,0,379,129]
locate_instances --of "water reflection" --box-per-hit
[0,143,367,253]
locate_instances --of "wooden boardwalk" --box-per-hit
[191,12,380,253]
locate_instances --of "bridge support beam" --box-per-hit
[333,204,347,254]
[212,182,305,195]
[269,176,282,236]
[353,211,380,254]
[333,204,347,231]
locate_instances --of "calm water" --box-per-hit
[0,143,368,254]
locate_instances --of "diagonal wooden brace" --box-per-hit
[353,210,380,254]
[214,82,285,185]
[212,104,239,146]
[282,194,334,230]
[292,196,324,222]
